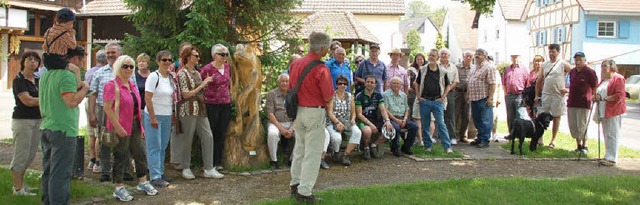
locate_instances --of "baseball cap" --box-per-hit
[370,44,380,50]
[57,8,76,23]
[573,52,586,58]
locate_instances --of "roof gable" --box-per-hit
[578,0,640,13]
[300,11,381,44]
[449,4,478,50]
[497,0,528,20]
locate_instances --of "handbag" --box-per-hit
[100,80,121,148]
[334,119,352,132]
[285,60,323,120]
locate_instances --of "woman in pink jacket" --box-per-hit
[594,59,626,166]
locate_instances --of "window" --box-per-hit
[496,29,500,39]
[484,29,488,42]
[598,21,616,38]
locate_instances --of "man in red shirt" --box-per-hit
[567,52,598,154]
[288,31,334,204]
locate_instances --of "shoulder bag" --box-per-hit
[285,60,323,120]
[100,80,121,148]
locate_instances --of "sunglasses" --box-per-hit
[161,58,172,62]
[337,82,348,86]
[217,53,229,57]
[192,54,200,58]
[121,64,135,69]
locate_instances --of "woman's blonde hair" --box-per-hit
[113,55,135,77]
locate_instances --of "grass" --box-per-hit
[410,143,464,158]
[0,167,112,204]
[257,175,640,205]
[497,121,640,158]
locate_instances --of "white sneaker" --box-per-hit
[203,168,224,179]
[446,148,453,153]
[182,169,195,180]
[87,161,95,170]
[92,164,102,173]
[451,138,458,145]
[13,187,36,196]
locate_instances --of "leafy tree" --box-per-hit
[429,8,447,28]
[435,32,446,50]
[406,29,422,60]
[463,0,496,15]
[405,0,431,19]
[123,0,302,68]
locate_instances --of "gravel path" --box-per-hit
[2,141,640,205]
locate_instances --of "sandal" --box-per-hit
[599,160,615,166]
[548,143,556,149]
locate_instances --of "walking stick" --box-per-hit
[598,118,602,167]
[578,101,597,161]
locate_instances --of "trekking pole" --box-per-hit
[578,101,597,161]
[596,94,602,167]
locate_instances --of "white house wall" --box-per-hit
[505,22,530,65]
[355,14,403,64]
[421,21,438,55]
[478,3,507,64]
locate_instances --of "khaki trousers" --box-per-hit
[290,107,326,196]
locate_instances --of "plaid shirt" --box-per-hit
[467,61,497,101]
[265,88,291,123]
[89,65,138,105]
[502,64,529,94]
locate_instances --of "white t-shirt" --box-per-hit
[144,72,174,116]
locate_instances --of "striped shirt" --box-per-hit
[89,65,138,105]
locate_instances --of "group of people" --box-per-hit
[7,9,627,204]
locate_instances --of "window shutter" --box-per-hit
[542,30,547,45]
[619,20,630,38]
[543,0,549,5]
[535,32,540,46]
[536,0,542,7]
[586,19,597,37]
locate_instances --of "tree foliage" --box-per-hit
[406,29,422,60]
[405,0,431,19]
[435,32,446,50]
[463,0,496,15]
[122,0,303,74]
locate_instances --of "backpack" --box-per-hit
[285,60,323,120]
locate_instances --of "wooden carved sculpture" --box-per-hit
[226,43,268,167]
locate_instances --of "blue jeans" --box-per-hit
[41,129,76,205]
[471,98,494,144]
[389,119,418,150]
[505,94,528,132]
[144,112,172,180]
[419,100,451,149]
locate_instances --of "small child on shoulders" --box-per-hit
[42,8,81,87]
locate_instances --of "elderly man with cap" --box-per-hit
[385,48,409,92]
[355,44,387,94]
[40,46,89,205]
[502,53,529,134]
[567,51,598,154]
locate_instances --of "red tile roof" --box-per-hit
[578,0,640,13]
[292,0,405,15]
[300,12,381,44]
[449,4,478,51]
[498,0,528,20]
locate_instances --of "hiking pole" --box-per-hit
[578,101,597,161]
[596,94,602,167]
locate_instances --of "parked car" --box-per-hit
[625,75,640,99]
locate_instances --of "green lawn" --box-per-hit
[258,175,640,205]
[0,167,112,204]
[496,121,640,158]
[410,143,464,158]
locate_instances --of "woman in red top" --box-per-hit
[103,55,157,201]
[200,44,232,170]
[594,59,626,166]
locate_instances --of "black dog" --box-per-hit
[508,112,554,155]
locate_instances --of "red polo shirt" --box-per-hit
[567,66,598,109]
[288,52,334,107]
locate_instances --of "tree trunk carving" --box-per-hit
[225,44,268,168]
